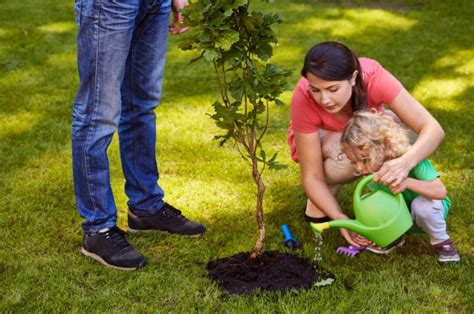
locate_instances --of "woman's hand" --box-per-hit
[336,213,376,247]
[340,229,376,248]
[373,156,412,187]
[339,228,360,247]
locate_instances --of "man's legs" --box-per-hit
[73,0,148,269]
[118,0,171,215]
[73,0,140,233]
[118,0,205,235]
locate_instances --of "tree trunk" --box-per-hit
[250,157,265,259]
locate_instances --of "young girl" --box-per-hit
[340,111,460,263]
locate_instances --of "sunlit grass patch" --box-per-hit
[411,48,474,115]
[0,111,40,139]
[433,49,474,75]
[291,8,416,38]
[37,22,76,34]
[413,78,471,104]
[45,51,76,68]
[0,28,12,38]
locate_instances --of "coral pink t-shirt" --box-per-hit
[288,57,403,162]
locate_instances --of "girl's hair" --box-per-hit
[340,110,410,169]
[301,41,367,112]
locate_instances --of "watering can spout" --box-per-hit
[310,222,330,233]
[326,219,374,234]
[311,220,375,235]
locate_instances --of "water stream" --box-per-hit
[312,232,335,287]
[312,232,324,264]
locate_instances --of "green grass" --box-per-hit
[1,0,473,311]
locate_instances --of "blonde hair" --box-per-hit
[341,110,410,167]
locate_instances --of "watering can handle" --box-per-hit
[353,174,404,206]
[353,174,376,207]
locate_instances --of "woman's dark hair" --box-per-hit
[301,41,367,112]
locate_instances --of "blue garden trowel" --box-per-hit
[281,224,302,250]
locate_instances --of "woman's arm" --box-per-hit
[374,88,445,186]
[294,131,346,220]
[295,131,371,247]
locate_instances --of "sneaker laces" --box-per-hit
[162,203,185,220]
[102,227,130,250]
[441,244,454,253]
[434,239,454,252]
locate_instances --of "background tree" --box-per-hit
[180,0,292,257]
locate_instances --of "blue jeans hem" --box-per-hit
[129,199,165,216]
[83,221,117,234]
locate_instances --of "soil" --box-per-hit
[207,250,333,294]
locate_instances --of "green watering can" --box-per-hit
[310,174,413,247]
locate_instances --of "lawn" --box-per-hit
[1,0,473,311]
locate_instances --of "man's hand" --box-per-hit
[170,0,190,35]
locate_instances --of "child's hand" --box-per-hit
[389,178,408,194]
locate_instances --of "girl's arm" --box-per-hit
[392,177,447,200]
[375,88,445,186]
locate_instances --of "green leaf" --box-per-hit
[274,98,284,106]
[256,42,273,61]
[213,134,232,146]
[268,152,278,163]
[215,30,240,51]
[229,79,244,100]
[259,149,267,162]
[267,161,287,170]
[234,0,248,6]
[178,38,195,50]
[242,16,256,33]
[198,30,212,43]
[203,48,220,61]
[223,8,234,17]
[212,101,234,122]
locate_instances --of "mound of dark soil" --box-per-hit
[207,250,333,294]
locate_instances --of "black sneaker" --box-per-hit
[128,203,206,236]
[81,226,147,270]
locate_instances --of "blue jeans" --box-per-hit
[72,0,171,233]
